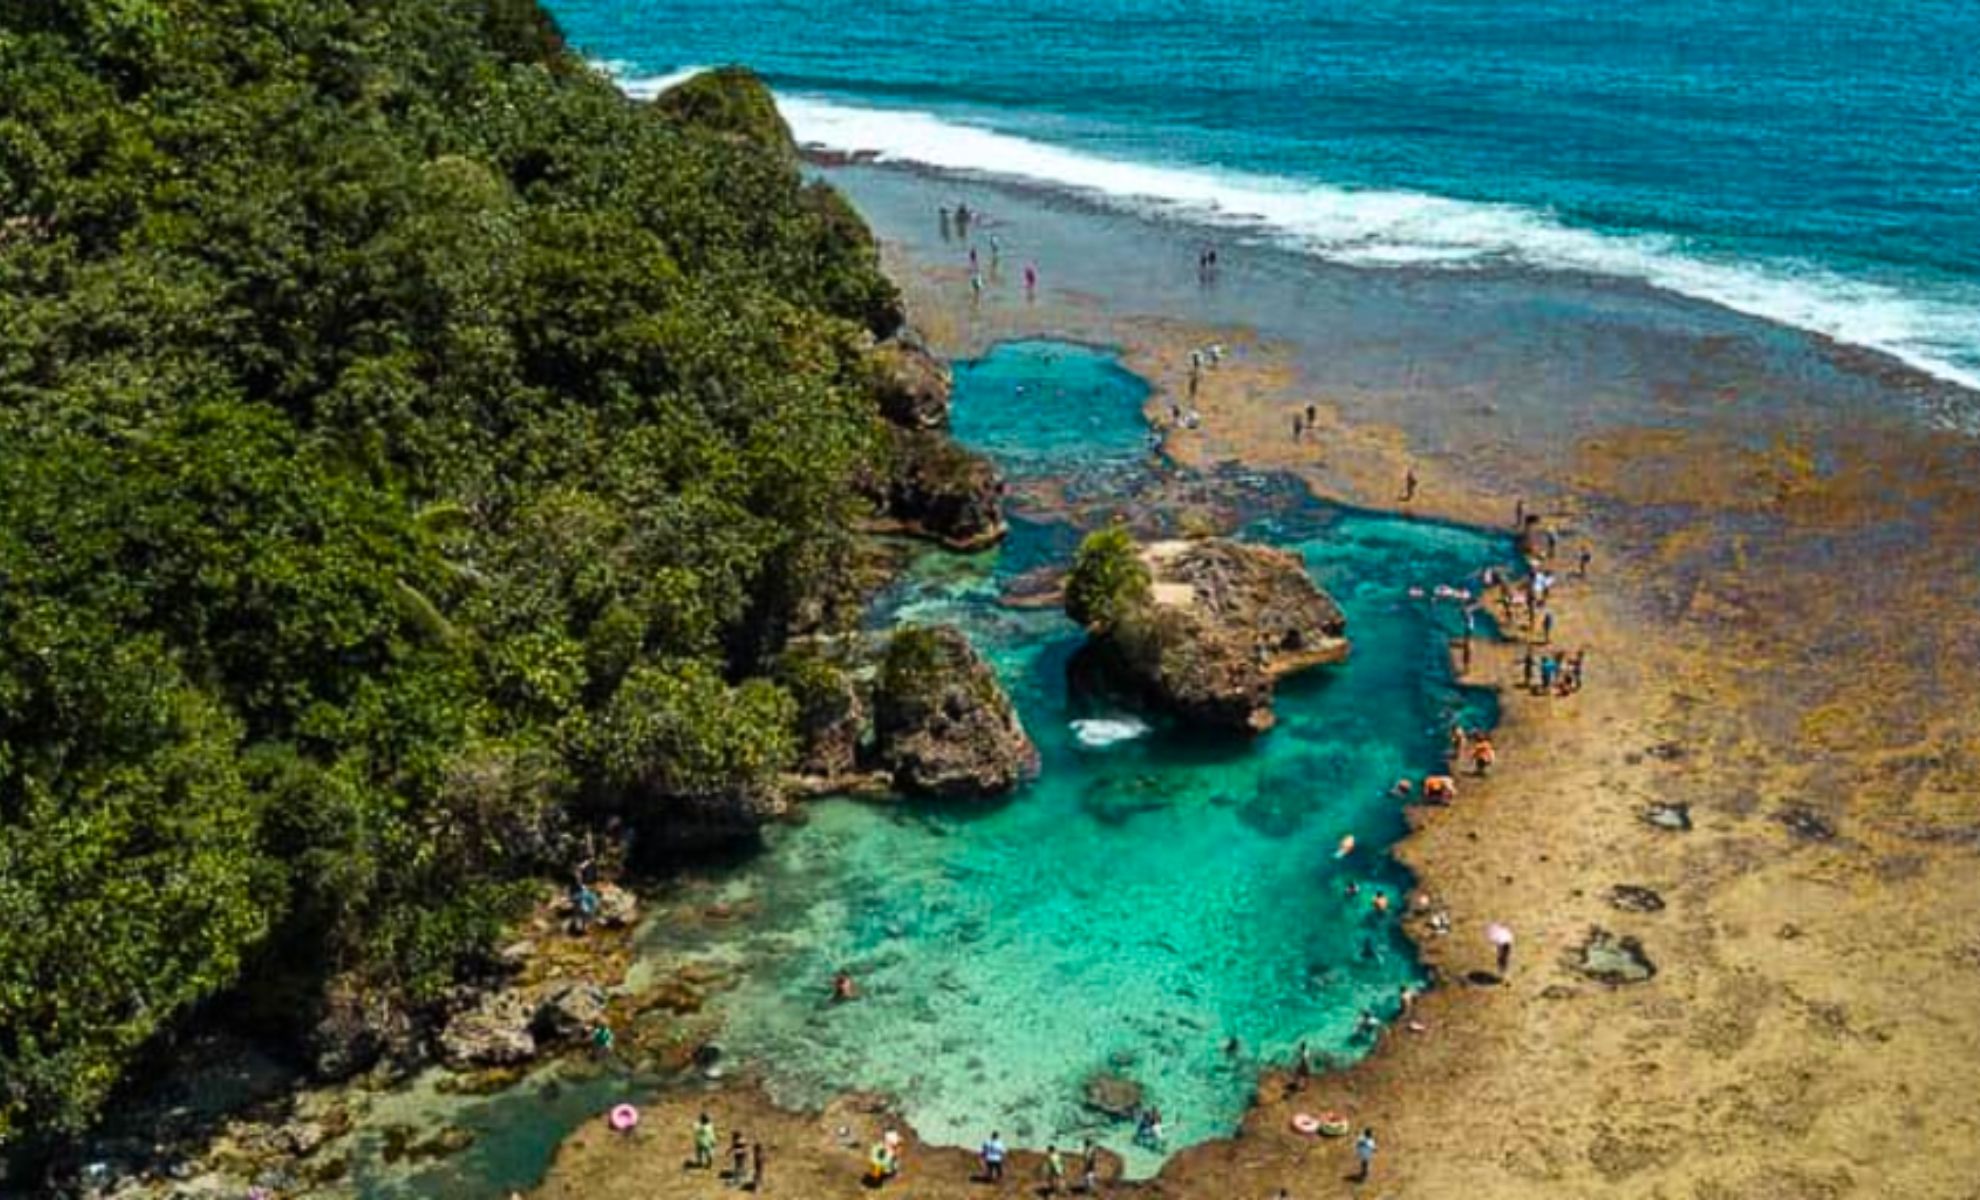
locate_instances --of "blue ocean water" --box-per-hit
[554,0,1980,392]
[633,343,1502,1175]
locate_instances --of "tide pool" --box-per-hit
[644,342,1504,1175]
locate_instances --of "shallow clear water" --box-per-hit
[645,342,1504,1175]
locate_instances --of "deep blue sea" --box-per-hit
[552,0,1980,391]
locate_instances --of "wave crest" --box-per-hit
[620,67,1980,397]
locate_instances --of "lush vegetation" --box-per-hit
[1065,525,1152,631]
[0,0,904,1151]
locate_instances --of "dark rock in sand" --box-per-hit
[1070,537,1348,733]
[868,340,953,430]
[1574,928,1657,985]
[876,427,1008,552]
[1776,806,1837,841]
[1641,802,1693,831]
[1609,884,1667,913]
[873,626,1038,797]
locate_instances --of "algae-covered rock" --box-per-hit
[1081,1070,1145,1118]
[1067,535,1348,733]
[1574,928,1657,985]
[873,626,1037,797]
[877,427,1008,551]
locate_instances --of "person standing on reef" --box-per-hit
[1353,1128,1378,1183]
[981,1131,1007,1182]
[1402,468,1418,501]
[968,245,978,271]
[1497,929,1515,974]
[1294,1039,1313,1089]
[1081,1138,1101,1193]
[970,271,984,303]
[693,1112,717,1170]
[939,206,952,241]
[1044,1144,1066,1194]
[1306,402,1318,429]
[1542,609,1556,644]
[729,1131,750,1186]
[1024,262,1038,297]
[1578,546,1592,577]
[1514,497,1525,529]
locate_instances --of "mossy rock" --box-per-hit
[653,67,796,165]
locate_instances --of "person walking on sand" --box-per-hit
[1353,1128,1378,1183]
[1577,546,1592,577]
[981,1131,1008,1182]
[1081,1139,1101,1193]
[752,1141,765,1192]
[1542,609,1555,644]
[1496,929,1515,975]
[693,1112,717,1170]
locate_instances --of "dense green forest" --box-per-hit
[0,0,906,1151]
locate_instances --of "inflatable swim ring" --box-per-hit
[1290,1112,1322,1135]
[1316,1112,1352,1138]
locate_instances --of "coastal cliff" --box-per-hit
[0,0,1006,1166]
[1066,528,1349,732]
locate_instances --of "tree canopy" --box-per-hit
[0,0,901,1150]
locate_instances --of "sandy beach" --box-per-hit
[533,169,1980,1200]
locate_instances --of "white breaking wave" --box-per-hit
[618,64,717,100]
[1070,717,1151,748]
[619,67,1980,397]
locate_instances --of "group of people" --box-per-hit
[979,1131,1106,1193]
[690,1113,766,1192]
[943,203,1040,305]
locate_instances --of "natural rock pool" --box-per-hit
[376,341,1505,1194]
[642,342,1505,1175]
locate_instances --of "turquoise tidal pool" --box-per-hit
[645,342,1506,1175]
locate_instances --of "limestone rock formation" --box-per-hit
[872,626,1038,797]
[1069,536,1348,733]
[880,427,1008,552]
[437,991,537,1068]
[868,341,954,430]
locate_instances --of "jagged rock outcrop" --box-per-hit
[1069,536,1348,733]
[307,975,418,1080]
[531,981,609,1044]
[868,341,953,430]
[437,990,537,1068]
[778,649,869,782]
[881,427,1007,551]
[872,626,1037,796]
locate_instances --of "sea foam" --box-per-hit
[622,69,1980,399]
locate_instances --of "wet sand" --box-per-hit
[536,169,1980,1198]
